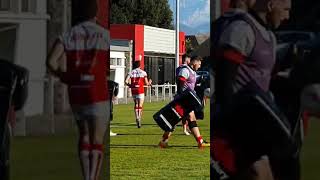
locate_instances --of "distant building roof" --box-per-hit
[195,33,210,45]
[111,39,132,52]
[192,38,210,58]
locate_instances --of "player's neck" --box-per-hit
[188,64,195,71]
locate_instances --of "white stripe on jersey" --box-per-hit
[129,68,147,78]
[62,21,109,51]
[178,65,195,79]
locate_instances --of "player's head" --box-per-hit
[253,0,291,29]
[182,54,191,65]
[230,0,256,10]
[73,0,97,24]
[190,56,202,71]
[133,60,141,69]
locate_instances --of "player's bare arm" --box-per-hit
[125,74,131,86]
[145,77,152,86]
[46,39,65,78]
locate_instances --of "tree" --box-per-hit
[110,0,173,29]
[185,37,194,54]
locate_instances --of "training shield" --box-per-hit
[227,83,297,158]
[153,90,203,132]
[0,60,29,180]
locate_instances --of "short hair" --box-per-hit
[133,61,141,69]
[182,54,191,63]
[73,0,97,24]
[190,56,202,63]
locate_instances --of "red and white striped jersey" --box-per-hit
[60,21,109,105]
[128,68,147,95]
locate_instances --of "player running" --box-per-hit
[159,56,210,149]
[125,61,152,128]
[46,1,109,180]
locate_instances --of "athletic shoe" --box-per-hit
[198,140,210,149]
[136,119,141,128]
[158,140,168,148]
[183,130,191,136]
[110,131,117,136]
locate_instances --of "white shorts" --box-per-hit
[71,101,110,124]
[132,93,145,100]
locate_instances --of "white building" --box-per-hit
[0,0,49,116]
[110,40,132,98]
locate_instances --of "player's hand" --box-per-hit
[8,105,16,128]
[148,79,152,86]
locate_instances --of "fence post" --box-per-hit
[156,85,159,101]
[48,75,55,135]
[125,86,128,104]
[169,85,172,100]
[149,86,152,102]
[162,85,165,101]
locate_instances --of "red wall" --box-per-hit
[221,0,231,14]
[110,24,145,68]
[134,25,145,67]
[179,32,186,65]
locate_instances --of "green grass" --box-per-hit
[9,101,320,180]
[110,101,210,180]
[10,134,86,180]
[301,119,320,180]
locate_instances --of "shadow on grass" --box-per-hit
[111,123,185,127]
[113,133,190,136]
[111,123,159,127]
[110,144,198,149]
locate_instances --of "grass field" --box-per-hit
[301,118,320,180]
[9,101,320,180]
[110,101,210,180]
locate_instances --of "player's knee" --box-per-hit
[93,132,105,144]
[188,120,198,129]
[79,134,90,143]
[92,144,104,152]
[79,135,91,151]
[79,143,91,151]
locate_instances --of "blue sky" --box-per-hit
[169,0,210,35]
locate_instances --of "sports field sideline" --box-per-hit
[9,101,320,179]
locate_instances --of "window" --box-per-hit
[0,23,18,62]
[111,58,124,66]
[110,70,115,81]
[21,0,36,13]
[110,58,116,66]
[0,0,10,11]
[0,0,37,13]
[117,58,123,66]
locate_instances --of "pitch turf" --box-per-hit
[110,101,210,180]
[9,101,320,179]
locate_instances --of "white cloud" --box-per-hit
[182,0,210,27]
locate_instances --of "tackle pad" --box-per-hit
[153,90,203,132]
[227,83,297,158]
[0,60,29,180]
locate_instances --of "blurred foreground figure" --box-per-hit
[0,59,29,180]
[46,1,109,179]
